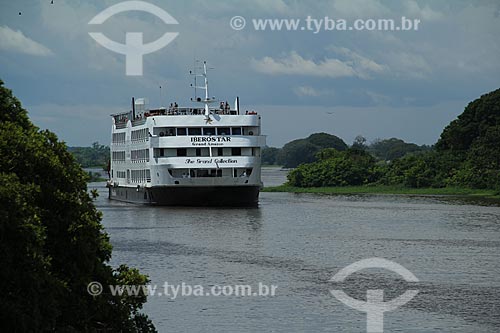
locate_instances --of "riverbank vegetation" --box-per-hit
[263,185,499,198]
[267,88,500,196]
[68,142,109,168]
[0,80,155,331]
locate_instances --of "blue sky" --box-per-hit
[1,0,499,147]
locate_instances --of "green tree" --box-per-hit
[287,148,379,187]
[261,146,281,165]
[68,142,110,168]
[278,133,348,168]
[436,88,500,152]
[352,135,367,150]
[380,151,463,188]
[368,138,430,161]
[436,88,500,189]
[0,80,155,331]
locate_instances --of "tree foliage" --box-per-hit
[435,88,500,189]
[277,132,348,168]
[287,148,380,187]
[261,146,280,165]
[436,88,500,152]
[286,88,500,190]
[68,142,109,168]
[0,80,155,331]
[368,138,430,161]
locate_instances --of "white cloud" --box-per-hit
[252,50,384,79]
[330,0,390,18]
[293,86,320,97]
[404,1,443,21]
[384,51,432,78]
[293,86,336,98]
[0,25,53,56]
[328,47,386,77]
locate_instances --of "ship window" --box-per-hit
[177,148,187,156]
[231,127,242,135]
[188,128,202,135]
[166,128,175,136]
[217,127,230,135]
[246,168,253,176]
[177,128,187,135]
[203,127,215,135]
[197,169,209,177]
[217,148,223,156]
[209,169,222,177]
[196,148,201,157]
[231,147,241,156]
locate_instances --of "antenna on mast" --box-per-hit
[190,60,216,117]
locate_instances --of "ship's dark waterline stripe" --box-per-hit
[109,185,260,207]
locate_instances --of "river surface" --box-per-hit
[90,168,500,332]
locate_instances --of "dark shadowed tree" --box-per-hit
[0,80,155,331]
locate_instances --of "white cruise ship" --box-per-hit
[106,62,265,206]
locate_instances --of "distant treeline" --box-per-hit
[282,88,500,191]
[262,134,431,168]
[68,142,109,168]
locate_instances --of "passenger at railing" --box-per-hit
[225,101,230,113]
[245,110,248,115]
[220,102,224,111]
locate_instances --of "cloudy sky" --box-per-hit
[1,0,499,147]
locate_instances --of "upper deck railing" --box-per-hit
[112,107,259,128]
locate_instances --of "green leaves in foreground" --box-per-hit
[0,79,155,331]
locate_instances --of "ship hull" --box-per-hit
[108,185,260,207]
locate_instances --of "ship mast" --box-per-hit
[190,61,216,117]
